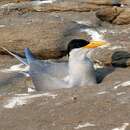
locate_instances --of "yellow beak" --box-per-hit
[84,40,109,48]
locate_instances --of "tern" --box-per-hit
[1,39,108,91]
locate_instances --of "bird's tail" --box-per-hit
[24,48,35,64]
[1,47,28,65]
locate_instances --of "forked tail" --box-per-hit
[1,47,35,65]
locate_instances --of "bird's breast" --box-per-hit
[68,58,96,87]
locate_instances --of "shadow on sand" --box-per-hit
[96,67,115,83]
[0,72,24,87]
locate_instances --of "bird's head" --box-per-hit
[67,39,109,56]
[67,39,110,61]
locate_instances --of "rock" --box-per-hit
[112,0,122,6]
[122,0,130,6]
[1,9,130,66]
[96,7,124,23]
[37,1,98,12]
[0,0,129,13]
[92,46,130,66]
[0,12,94,59]
[96,6,130,25]
[86,22,130,66]
[86,0,116,5]
[113,8,130,24]
[16,0,31,2]
[0,0,116,14]
[111,51,130,67]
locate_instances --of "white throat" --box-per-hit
[68,48,96,87]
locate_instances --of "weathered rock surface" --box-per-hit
[0,0,129,24]
[122,0,130,5]
[0,0,130,66]
[96,6,130,25]
[0,11,99,59]
[113,8,130,24]
[91,22,130,66]
[96,7,124,23]
[0,10,130,65]
[0,0,122,14]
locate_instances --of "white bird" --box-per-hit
[1,39,108,91]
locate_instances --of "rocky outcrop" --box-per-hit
[122,0,130,6]
[0,0,130,64]
[1,0,130,25]
[113,8,130,24]
[0,12,94,59]
[96,7,124,23]
[1,10,130,66]
[0,0,120,14]
[96,7,130,25]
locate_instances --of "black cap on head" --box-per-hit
[67,39,89,55]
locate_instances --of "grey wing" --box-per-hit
[30,60,68,78]
[29,60,69,91]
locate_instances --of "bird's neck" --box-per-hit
[69,48,87,62]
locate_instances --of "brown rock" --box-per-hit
[96,7,124,23]
[113,8,130,24]
[88,0,128,6]
[92,47,130,67]
[0,0,113,14]
[16,0,31,2]
[84,0,113,5]
[122,0,130,6]
[0,12,92,59]
[93,44,130,67]
[96,6,130,25]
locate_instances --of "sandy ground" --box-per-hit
[0,59,130,130]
